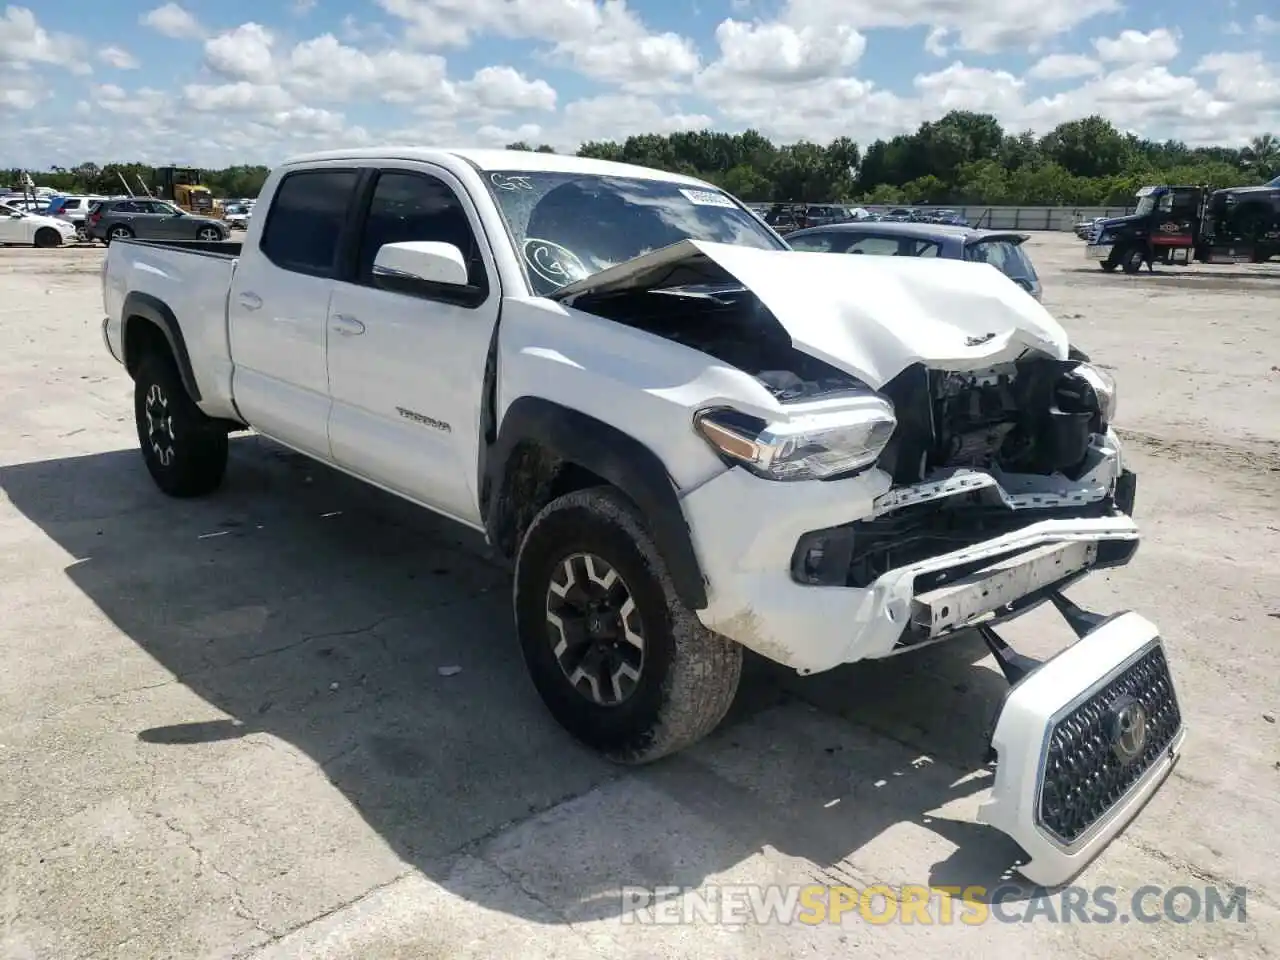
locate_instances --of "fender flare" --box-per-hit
[484,396,708,611]
[121,291,202,402]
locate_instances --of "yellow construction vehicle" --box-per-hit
[154,167,220,217]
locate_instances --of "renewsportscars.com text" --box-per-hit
[618,884,1248,926]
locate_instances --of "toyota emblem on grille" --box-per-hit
[1106,695,1148,763]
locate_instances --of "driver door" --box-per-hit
[325,164,499,526]
[0,206,29,243]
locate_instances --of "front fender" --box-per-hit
[484,397,708,611]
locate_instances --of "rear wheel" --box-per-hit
[107,225,134,244]
[133,351,228,497]
[33,227,62,248]
[514,486,742,764]
[1099,260,1119,272]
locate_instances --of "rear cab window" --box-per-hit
[965,237,1038,282]
[259,169,361,277]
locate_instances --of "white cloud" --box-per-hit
[914,62,1025,115]
[458,66,557,112]
[1093,27,1180,63]
[0,5,84,71]
[1254,14,1280,35]
[140,3,206,40]
[780,0,1121,54]
[698,19,866,87]
[204,23,277,83]
[98,45,140,70]
[376,0,699,91]
[923,27,949,57]
[1027,54,1103,80]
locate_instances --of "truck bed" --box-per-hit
[117,237,243,258]
[103,235,241,422]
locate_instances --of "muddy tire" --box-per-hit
[513,486,742,764]
[134,350,228,497]
[33,227,62,248]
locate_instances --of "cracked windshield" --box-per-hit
[483,170,784,296]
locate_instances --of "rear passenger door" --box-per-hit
[227,165,362,459]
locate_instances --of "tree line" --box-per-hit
[6,113,1277,207]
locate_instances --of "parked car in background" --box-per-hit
[86,197,230,244]
[0,201,78,247]
[786,220,1044,301]
[44,195,106,240]
[221,202,252,230]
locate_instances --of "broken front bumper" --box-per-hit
[682,461,1139,674]
[979,607,1185,886]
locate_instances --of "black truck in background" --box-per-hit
[1084,175,1280,273]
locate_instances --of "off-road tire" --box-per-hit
[1120,246,1145,274]
[134,350,228,497]
[33,227,62,248]
[514,486,742,764]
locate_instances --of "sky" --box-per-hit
[2,0,1279,169]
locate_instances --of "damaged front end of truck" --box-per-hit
[550,238,1186,886]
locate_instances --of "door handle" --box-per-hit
[331,314,365,336]
[237,291,262,311]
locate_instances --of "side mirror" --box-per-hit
[373,241,469,288]
[8,212,22,219]
[371,240,487,306]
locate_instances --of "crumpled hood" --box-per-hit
[551,239,1068,388]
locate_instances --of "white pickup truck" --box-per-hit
[101,148,1184,885]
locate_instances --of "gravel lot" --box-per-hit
[0,233,1277,959]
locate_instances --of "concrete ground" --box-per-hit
[0,232,1276,959]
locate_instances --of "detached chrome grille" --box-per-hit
[1037,643,1181,846]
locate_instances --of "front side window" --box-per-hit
[355,170,486,291]
[482,171,784,296]
[260,169,359,277]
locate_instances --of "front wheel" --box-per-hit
[1099,260,1118,272]
[134,351,229,497]
[514,486,742,764]
[33,227,62,248]
[1120,246,1145,274]
[197,226,222,242]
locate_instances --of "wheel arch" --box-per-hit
[482,396,708,611]
[121,291,202,402]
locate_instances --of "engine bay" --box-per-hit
[570,284,865,402]
[878,358,1107,484]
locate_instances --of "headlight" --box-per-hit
[693,397,897,481]
[1073,362,1118,426]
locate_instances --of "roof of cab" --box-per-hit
[278,147,713,187]
[788,220,1028,244]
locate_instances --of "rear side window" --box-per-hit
[966,239,1038,281]
[788,232,837,252]
[260,169,359,277]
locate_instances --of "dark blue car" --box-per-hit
[784,220,1043,301]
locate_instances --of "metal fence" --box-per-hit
[860,205,1134,231]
